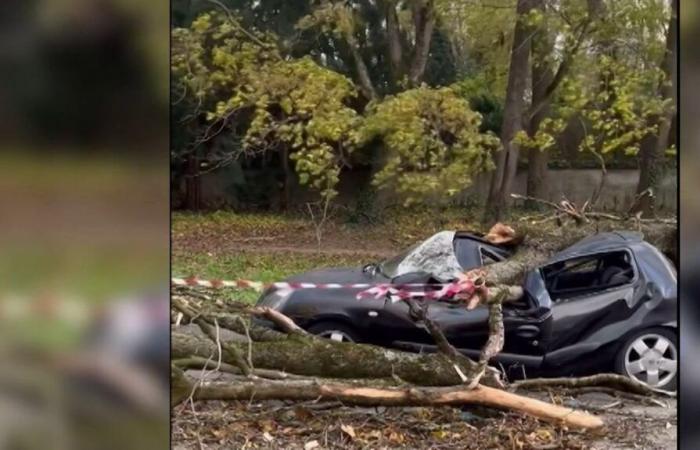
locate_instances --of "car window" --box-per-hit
[380,243,420,277]
[480,247,500,266]
[454,237,480,270]
[542,250,634,300]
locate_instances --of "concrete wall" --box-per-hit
[463,168,677,213]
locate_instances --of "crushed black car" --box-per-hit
[255,231,678,390]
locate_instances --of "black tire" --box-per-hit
[614,327,677,392]
[307,321,360,343]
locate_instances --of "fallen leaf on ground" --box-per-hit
[340,424,356,439]
[304,440,319,450]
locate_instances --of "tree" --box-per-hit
[524,0,599,205]
[296,0,449,99]
[486,0,535,222]
[360,86,500,206]
[636,0,677,217]
[514,0,670,209]
[172,12,363,205]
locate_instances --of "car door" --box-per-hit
[380,275,550,358]
[428,289,551,358]
[541,250,639,352]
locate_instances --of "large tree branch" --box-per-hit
[510,373,675,397]
[527,19,593,122]
[172,296,253,376]
[480,219,677,286]
[345,32,378,99]
[171,370,604,429]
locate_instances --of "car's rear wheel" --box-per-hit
[307,322,359,343]
[615,327,677,391]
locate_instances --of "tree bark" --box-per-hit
[487,0,535,222]
[636,0,677,217]
[510,373,672,397]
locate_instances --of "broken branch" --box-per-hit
[172,373,604,430]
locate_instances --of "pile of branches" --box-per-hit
[172,214,676,431]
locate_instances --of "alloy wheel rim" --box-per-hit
[318,330,354,342]
[624,333,677,388]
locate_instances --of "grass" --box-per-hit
[171,206,489,304]
[172,211,308,237]
[172,250,369,303]
[172,205,623,304]
[172,205,487,245]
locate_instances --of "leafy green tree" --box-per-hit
[296,0,460,99]
[486,0,534,222]
[359,86,499,206]
[636,0,677,216]
[172,12,362,203]
[515,56,669,205]
[514,0,672,208]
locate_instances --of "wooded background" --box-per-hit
[171,0,677,220]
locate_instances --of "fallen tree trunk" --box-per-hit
[172,331,500,387]
[172,368,603,430]
[481,220,676,286]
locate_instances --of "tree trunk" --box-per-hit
[487,0,535,222]
[408,0,435,86]
[280,146,292,211]
[480,220,677,286]
[384,0,404,89]
[636,0,677,217]
[525,0,554,207]
[184,152,201,211]
[172,331,499,388]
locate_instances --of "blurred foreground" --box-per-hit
[0,156,169,449]
[0,0,168,448]
[681,0,699,448]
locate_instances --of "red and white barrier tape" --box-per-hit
[172,274,484,302]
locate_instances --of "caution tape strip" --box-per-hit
[172,275,484,302]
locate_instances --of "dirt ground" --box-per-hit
[172,383,676,450]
